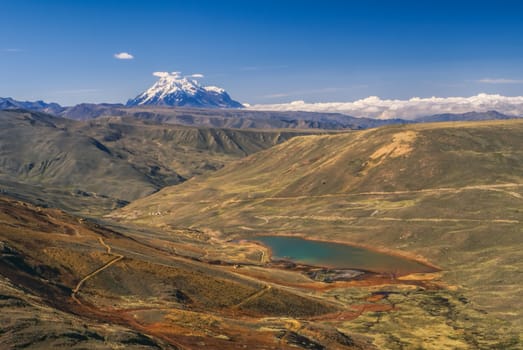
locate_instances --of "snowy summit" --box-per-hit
[126,72,244,108]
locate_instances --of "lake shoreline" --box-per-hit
[239,233,440,276]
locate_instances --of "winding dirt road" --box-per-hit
[71,237,123,304]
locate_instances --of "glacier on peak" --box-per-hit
[126,72,243,108]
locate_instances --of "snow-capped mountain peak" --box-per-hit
[126,72,243,108]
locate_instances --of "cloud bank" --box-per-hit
[152,72,205,80]
[114,52,134,60]
[249,94,523,120]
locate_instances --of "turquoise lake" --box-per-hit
[255,236,436,275]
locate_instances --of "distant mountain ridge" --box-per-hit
[57,103,125,120]
[126,72,244,108]
[0,97,64,115]
[415,110,517,123]
[2,96,521,129]
[0,96,406,130]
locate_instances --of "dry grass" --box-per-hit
[110,120,523,348]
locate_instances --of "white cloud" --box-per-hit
[478,78,523,84]
[189,73,204,78]
[153,71,169,78]
[249,94,523,120]
[114,52,134,60]
[4,48,22,53]
[153,71,182,79]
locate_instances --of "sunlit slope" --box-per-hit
[112,119,523,332]
[115,119,523,218]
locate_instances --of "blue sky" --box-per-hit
[1,0,523,105]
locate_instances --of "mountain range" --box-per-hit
[2,96,521,131]
[0,98,404,130]
[2,76,522,129]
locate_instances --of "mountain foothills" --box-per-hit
[0,109,315,215]
[0,104,522,348]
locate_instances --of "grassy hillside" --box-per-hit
[112,119,523,348]
[1,196,366,349]
[0,110,316,215]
